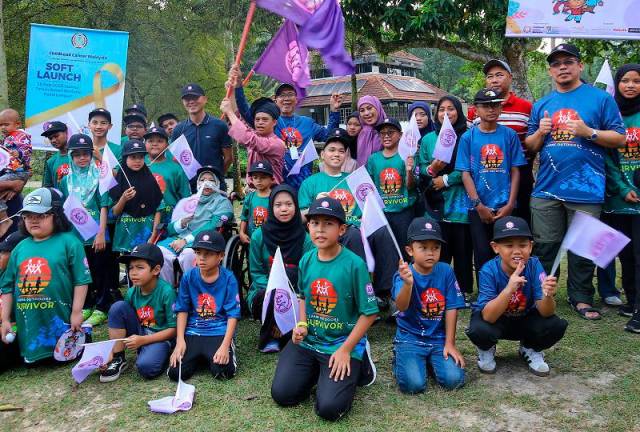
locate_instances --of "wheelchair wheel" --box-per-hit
[224,234,251,316]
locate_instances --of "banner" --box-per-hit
[25,24,129,150]
[506,1,640,40]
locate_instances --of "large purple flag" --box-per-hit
[256,0,317,26]
[253,20,311,100]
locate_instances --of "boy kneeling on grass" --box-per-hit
[168,230,240,381]
[466,216,568,377]
[393,217,466,394]
[271,197,379,422]
[101,244,177,382]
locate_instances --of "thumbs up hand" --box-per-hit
[566,113,590,138]
[539,110,553,135]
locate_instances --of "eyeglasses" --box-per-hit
[277,92,297,99]
[379,130,399,137]
[22,212,53,221]
[126,124,145,130]
[549,59,579,69]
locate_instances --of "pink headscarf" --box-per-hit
[356,95,387,167]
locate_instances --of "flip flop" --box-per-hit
[570,301,602,320]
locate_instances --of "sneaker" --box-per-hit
[260,339,280,353]
[604,296,623,306]
[619,304,634,317]
[99,354,128,383]
[82,309,94,321]
[477,346,497,374]
[357,340,377,387]
[85,310,108,326]
[624,312,640,334]
[519,346,550,377]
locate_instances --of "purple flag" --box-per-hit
[71,340,118,383]
[256,0,317,26]
[63,195,100,241]
[253,20,311,100]
[170,134,202,180]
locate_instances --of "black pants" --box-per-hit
[367,226,401,297]
[466,309,568,352]
[271,342,362,421]
[341,225,365,259]
[167,334,236,381]
[440,222,474,294]
[84,245,122,313]
[468,210,496,279]
[0,338,21,374]
[250,289,292,350]
[386,207,415,262]
[514,160,534,225]
[605,213,640,309]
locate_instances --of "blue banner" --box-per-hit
[25,24,129,150]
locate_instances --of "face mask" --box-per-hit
[197,179,217,191]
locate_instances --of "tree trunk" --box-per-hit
[502,39,533,101]
[0,0,8,108]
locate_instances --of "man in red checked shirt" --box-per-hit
[468,60,533,224]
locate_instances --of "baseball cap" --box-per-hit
[483,59,512,75]
[125,103,148,117]
[21,188,64,214]
[375,118,402,133]
[324,128,349,149]
[547,43,581,63]
[275,83,296,97]
[120,243,164,268]
[124,113,147,126]
[192,230,226,252]
[248,160,274,176]
[122,139,147,156]
[157,113,178,126]
[67,134,93,152]
[41,121,68,137]
[474,88,505,104]
[0,232,27,252]
[407,217,446,244]
[181,83,206,98]
[492,216,533,241]
[143,126,168,141]
[88,108,112,123]
[307,197,346,224]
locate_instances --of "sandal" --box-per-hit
[569,299,602,320]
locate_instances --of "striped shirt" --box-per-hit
[467,92,532,145]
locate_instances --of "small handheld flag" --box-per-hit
[432,112,458,164]
[287,140,318,176]
[360,194,403,272]
[71,339,122,383]
[262,247,299,335]
[63,195,100,241]
[344,165,385,212]
[98,144,120,194]
[148,361,195,414]
[170,135,202,180]
[595,59,615,96]
[398,113,421,161]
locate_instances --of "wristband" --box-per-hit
[442,174,449,188]
[427,166,435,177]
[297,321,308,328]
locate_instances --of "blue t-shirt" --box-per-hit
[392,262,465,344]
[174,266,241,336]
[474,256,546,317]
[528,84,626,203]
[455,124,526,210]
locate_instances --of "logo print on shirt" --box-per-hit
[57,163,70,182]
[551,109,579,143]
[329,189,355,214]
[620,128,640,160]
[480,144,504,170]
[280,127,303,149]
[137,305,157,327]
[420,288,445,319]
[253,206,268,228]
[506,288,527,316]
[18,257,52,296]
[310,278,338,316]
[380,168,402,195]
[197,293,217,319]
[153,173,167,193]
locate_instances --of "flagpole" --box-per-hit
[242,70,254,87]
[328,176,348,194]
[226,1,256,100]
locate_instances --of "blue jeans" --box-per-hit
[108,301,173,379]
[596,262,620,299]
[393,330,465,394]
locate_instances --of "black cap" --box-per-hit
[124,113,147,127]
[192,230,225,252]
[196,165,223,183]
[474,88,505,104]
[248,160,274,176]
[41,121,68,137]
[307,197,346,224]
[88,108,112,123]
[547,43,581,63]
[125,103,148,117]
[375,118,402,133]
[250,97,280,121]
[0,232,27,252]
[181,83,205,98]
[275,83,296,97]
[67,134,93,152]
[119,243,164,267]
[483,59,512,75]
[407,217,446,244]
[157,113,178,126]
[143,126,168,141]
[122,139,147,156]
[324,128,349,149]
[492,216,533,241]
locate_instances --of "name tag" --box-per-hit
[290,146,299,160]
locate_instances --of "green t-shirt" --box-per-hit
[42,152,70,189]
[604,111,640,215]
[298,172,362,227]
[247,227,314,308]
[124,278,177,332]
[98,141,122,162]
[0,232,92,362]
[240,191,270,236]
[299,247,379,360]
[366,151,416,213]
[148,158,191,222]
[59,177,111,246]
[113,213,158,253]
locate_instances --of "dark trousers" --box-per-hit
[368,226,401,296]
[341,225,365,259]
[250,289,292,350]
[386,207,415,262]
[514,161,534,225]
[271,342,362,421]
[602,213,640,309]
[468,210,496,279]
[466,309,568,352]
[0,338,22,373]
[440,222,474,294]
[167,334,236,381]
[84,245,122,313]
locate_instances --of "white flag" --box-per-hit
[63,195,100,241]
[262,247,299,335]
[0,147,11,170]
[432,112,458,163]
[595,59,615,96]
[345,165,385,212]
[71,339,118,383]
[398,113,421,161]
[360,194,402,272]
[171,189,202,223]
[170,134,202,179]
[98,145,118,195]
[288,140,318,176]
[148,362,195,414]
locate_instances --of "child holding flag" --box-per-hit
[41,121,70,189]
[392,218,466,394]
[0,188,91,365]
[239,161,274,244]
[168,230,240,381]
[465,216,568,376]
[271,197,378,422]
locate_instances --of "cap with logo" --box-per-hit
[119,243,164,267]
[547,43,581,63]
[124,113,147,127]
[21,187,64,214]
[88,108,112,123]
[374,118,402,133]
[324,128,349,149]
[67,134,94,153]
[0,231,28,252]
[41,121,68,137]
[192,230,226,252]
[248,160,274,176]
[407,217,446,243]
[474,88,505,104]
[275,83,296,97]
[143,126,169,141]
[181,83,206,98]
[492,216,533,241]
[122,139,147,156]
[306,197,346,224]
[483,59,512,75]
[125,103,148,118]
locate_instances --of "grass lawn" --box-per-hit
[1,275,640,432]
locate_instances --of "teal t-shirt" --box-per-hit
[299,247,379,360]
[604,111,640,215]
[59,177,111,246]
[148,157,191,222]
[124,278,177,332]
[113,213,158,253]
[42,152,70,189]
[240,191,270,236]
[298,172,362,227]
[0,232,92,362]
[366,151,416,213]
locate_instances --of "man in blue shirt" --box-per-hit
[525,44,626,320]
[171,83,233,191]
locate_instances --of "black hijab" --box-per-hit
[262,184,307,266]
[345,112,360,159]
[614,64,640,117]
[434,95,468,175]
[109,155,163,218]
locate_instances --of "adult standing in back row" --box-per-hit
[525,44,626,321]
